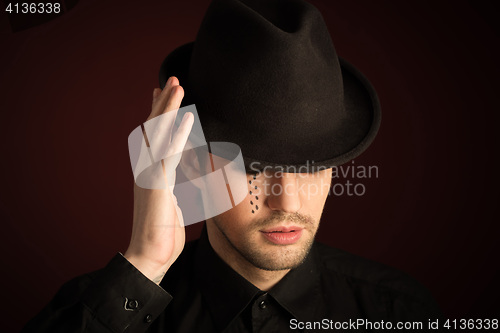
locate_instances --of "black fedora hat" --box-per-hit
[159,0,381,171]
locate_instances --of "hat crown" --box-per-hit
[159,0,380,168]
[187,0,345,138]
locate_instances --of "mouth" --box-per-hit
[259,226,304,245]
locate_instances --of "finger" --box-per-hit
[146,84,184,151]
[164,85,184,113]
[170,112,194,155]
[163,112,194,174]
[150,76,180,119]
[152,88,161,104]
[153,88,161,98]
[163,112,194,187]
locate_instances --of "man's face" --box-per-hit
[209,167,332,271]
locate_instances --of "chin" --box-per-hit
[242,236,314,271]
[250,252,308,271]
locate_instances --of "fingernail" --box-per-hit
[166,77,173,86]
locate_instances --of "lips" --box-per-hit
[260,226,303,245]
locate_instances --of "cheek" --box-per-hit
[247,175,261,214]
[297,177,331,211]
[216,192,256,233]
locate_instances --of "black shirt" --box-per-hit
[23,227,441,332]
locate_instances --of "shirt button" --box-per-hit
[144,314,153,323]
[127,299,139,310]
[259,300,267,309]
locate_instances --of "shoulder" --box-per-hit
[313,241,441,317]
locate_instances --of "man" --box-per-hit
[23,0,441,332]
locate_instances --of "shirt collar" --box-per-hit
[194,225,322,331]
[267,243,322,322]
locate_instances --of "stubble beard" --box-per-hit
[212,212,319,271]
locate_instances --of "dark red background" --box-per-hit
[1,0,499,331]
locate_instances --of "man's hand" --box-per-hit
[124,76,193,284]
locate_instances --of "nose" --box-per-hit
[266,173,302,213]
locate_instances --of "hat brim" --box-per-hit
[159,42,381,170]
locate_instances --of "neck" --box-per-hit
[206,220,289,291]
